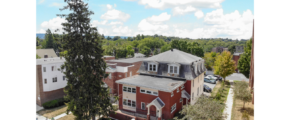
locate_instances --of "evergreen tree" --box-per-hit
[141,34,145,39]
[58,0,114,119]
[106,36,111,40]
[45,29,54,48]
[238,38,252,78]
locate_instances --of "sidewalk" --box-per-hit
[36,112,71,120]
[223,80,234,120]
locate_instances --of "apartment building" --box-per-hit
[115,49,206,120]
[36,57,67,106]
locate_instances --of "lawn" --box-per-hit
[231,81,254,120]
[37,105,68,119]
[211,80,231,103]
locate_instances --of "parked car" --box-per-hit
[203,84,212,92]
[204,78,216,84]
[213,75,223,81]
[205,75,218,80]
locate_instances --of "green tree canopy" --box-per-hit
[233,81,252,109]
[58,0,114,119]
[141,46,151,57]
[238,38,252,78]
[214,51,236,82]
[44,29,54,48]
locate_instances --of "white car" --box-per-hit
[205,75,218,80]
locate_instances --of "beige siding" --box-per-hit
[190,72,204,105]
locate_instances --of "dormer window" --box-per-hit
[148,61,158,72]
[168,63,180,74]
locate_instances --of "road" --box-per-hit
[206,71,249,81]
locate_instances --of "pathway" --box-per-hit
[223,80,234,120]
[36,112,71,120]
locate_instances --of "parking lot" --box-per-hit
[203,82,216,96]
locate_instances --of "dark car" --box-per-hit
[203,84,212,92]
[204,78,216,84]
[214,75,222,81]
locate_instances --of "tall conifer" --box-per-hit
[57,0,113,119]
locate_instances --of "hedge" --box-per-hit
[42,98,68,109]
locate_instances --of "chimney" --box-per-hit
[44,54,48,58]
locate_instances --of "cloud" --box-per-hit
[109,21,123,25]
[138,0,224,10]
[172,6,197,16]
[138,19,169,31]
[49,2,63,8]
[112,26,133,36]
[147,12,171,23]
[39,0,45,4]
[114,4,117,7]
[101,5,130,22]
[106,4,113,10]
[92,20,108,26]
[194,10,204,19]
[38,17,66,34]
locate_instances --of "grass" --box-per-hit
[37,105,68,118]
[211,80,231,103]
[231,81,254,120]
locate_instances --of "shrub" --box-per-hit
[215,93,221,100]
[42,98,68,109]
[242,110,250,120]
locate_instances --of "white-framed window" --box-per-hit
[193,81,194,87]
[52,66,54,71]
[168,65,179,74]
[140,89,146,93]
[123,86,136,94]
[123,99,136,108]
[171,92,174,97]
[192,93,194,100]
[180,98,182,103]
[153,92,158,96]
[177,88,179,93]
[125,73,127,78]
[130,71,132,77]
[171,103,176,113]
[148,63,158,72]
[141,102,146,110]
[181,85,185,89]
[43,67,46,72]
[44,79,47,84]
[146,90,152,94]
[197,87,199,96]
[63,76,66,80]
[109,73,112,79]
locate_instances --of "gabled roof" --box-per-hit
[36,49,58,58]
[143,49,202,64]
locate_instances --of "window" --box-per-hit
[181,85,184,89]
[140,89,145,93]
[197,87,199,96]
[171,103,176,113]
[132,101,136,107]
[52,66,54,71]
[44,79,47,84]
[123,87,127,92]
[171,92,174,97]
[53,77,57,82]
[63,76,66,80]
[148,63,157,72]
[141,102,145,110]
[146,91,152,94]
[128,87,132,92]
[132,88,136,93]
[168,65,179,74]
[128,100,132,106]
[153,92,158,96]
[130,71,132,77]
[192,93,194,100]
[119,75,122,77]
[177,88,179,93]
[109,73,112,79]
[192,81,194,87]
[125,73,127,78]
[180,98,182,103]
[43,67,46,72]
[123,99,127,105]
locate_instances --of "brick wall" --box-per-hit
[233,55,240,72]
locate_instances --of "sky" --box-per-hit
[36,0,254,40]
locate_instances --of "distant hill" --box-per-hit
[36,33,45,39]
[36,33,132,40]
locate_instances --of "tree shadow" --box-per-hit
[238,107,254,116]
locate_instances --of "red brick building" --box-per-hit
[249,20,254,104]
[115,49,205,120]
[233,52,243,72]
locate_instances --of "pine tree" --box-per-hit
[45,29,54,48]
[57,0,114,119]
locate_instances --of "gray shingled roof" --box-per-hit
[147,97,165,109]
[143,49,202,64]
[107,57,146,63]
[116,74,186,92]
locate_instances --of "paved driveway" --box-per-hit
[206,71,249,81]
[37,104,44,112]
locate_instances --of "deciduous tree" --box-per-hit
[141,46,151,57]
[233,81,252,109]
[214,51,236,82]
[238,38,252,78]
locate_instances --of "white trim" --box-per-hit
[171,103,176,113]
[123,86,136,94]
[140,89,158,96]
[177,88,179,93]
[171,92,174,97]
[168,64,179,74]
[123,98,136,108]
[148,62,158,72]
